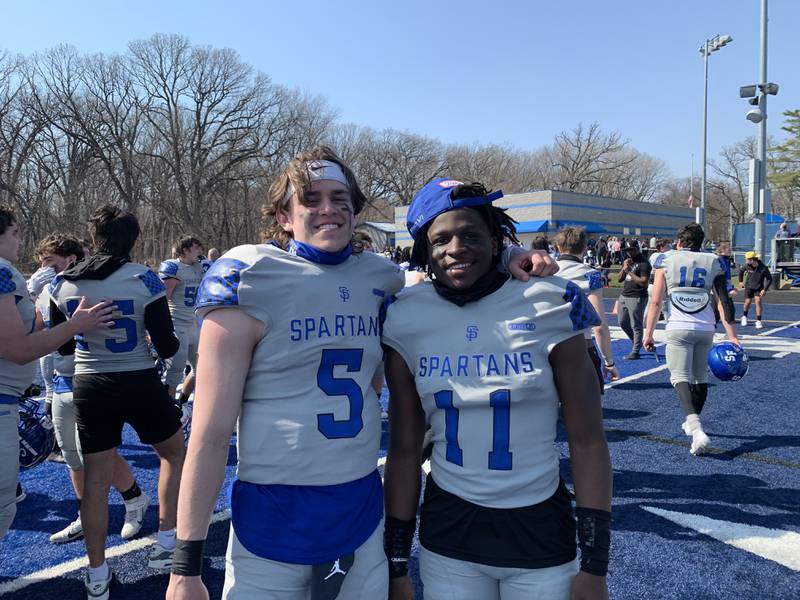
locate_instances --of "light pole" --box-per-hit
[698,33,733,230]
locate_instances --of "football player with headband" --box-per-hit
[50,206,184,600]
[166,147,559,600]
[34,234,150,546]
[0,207,114,541]
[158,235,206,425]
[643,222,739,456]
[382,179,612,600]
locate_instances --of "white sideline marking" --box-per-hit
[757,319,800,336]
[643,506,800,571]
[773,351,790,358]
[0,509,231,594]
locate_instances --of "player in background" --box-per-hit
[554,226,619,384]
[166,149,559,600]
[383,179,611,600]
[34,234,150,545]
[159,236,205,417]
[738,251,772,329]
[50,206,184,599]
[643,223,739,456]
[0,206,114,540]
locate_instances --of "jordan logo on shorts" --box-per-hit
[324,559,347,580]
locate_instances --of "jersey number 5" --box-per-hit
[65,299,138,353]
[434,389,513,470]
[316,348,364,439]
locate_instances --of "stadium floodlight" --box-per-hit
[740,85,758,98]
[697,33,733,228]
[759,83,779,95]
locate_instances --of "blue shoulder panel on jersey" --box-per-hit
[378,294,398,335]
[138,270,166,296]
[654,253,667,268]
[196,258,249,308]
[584,270,603,291]
[0,267,17,294]
[48,273,64,295]
[563,281,601,331]
[158,260,179,279]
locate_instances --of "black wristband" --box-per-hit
[171,538,205,576]
[384,516,416,579]
[576,507,611,577]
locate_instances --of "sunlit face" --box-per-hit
[181,243,204,264]
[0,223,21,262]
[278,179,356,253]
[39,253,76,274]
[426,208,497,290]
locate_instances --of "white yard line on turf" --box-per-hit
[0,509,231,595]
[756,319,800,336]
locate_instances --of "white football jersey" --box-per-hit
[662,250,723,314]
[555,258,603,340]
[382,277,598,509]
[36,287,74,377]
[0,258,38,397]
[50,263,166,374]
[158,259,205,326]
[197,244,404,486]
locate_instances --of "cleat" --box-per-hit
[755,320,764,329]
[50,516,83,544]
[681,420,692,436]
[84,568,113,600]
[690,429,711,455]
[121,492,149,540]
[740,315,748,327]
[624,352,640,360]
[148,543,174,571]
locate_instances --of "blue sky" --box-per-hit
[2,0,798,179]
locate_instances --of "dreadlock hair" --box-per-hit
[411,182,520,276]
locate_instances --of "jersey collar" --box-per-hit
[288,239,353,265]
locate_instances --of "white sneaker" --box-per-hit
[755,320,764,329]
[50,516,83,544]
[148,542,174,571]
[121,492,149,540]
[85,568,113,600]
[740,315,748,327]
[681,419,692,436]
[690,429,711,455]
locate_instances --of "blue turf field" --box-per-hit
[2,300,799,599]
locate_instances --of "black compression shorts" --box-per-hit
[73,368,182,454]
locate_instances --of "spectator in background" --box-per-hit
[207,248,220,262]
[775,223,790,239]
[617,240,652,359]
[530,235,549,251]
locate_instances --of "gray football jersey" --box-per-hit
[0,258,38,397]
[36,287,74,377]
[158,259,205,326]
[382,277,600,509]
[662,250,723,314]
[555,259,603,339]
[50,263,166,374]
[196,244,404,486]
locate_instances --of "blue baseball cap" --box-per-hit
[406,178,504,240]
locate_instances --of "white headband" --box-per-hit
[282,160,350,205]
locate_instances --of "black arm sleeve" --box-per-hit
[145,296,180,359]
[50,299,76,356]
[713,274,735,324]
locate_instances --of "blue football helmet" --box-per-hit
[18,398,55,470]
[707,342,749,381]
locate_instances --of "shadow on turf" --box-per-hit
[702,433,800,462]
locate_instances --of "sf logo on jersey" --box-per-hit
[466,325,479,342]
[338,286,350,302]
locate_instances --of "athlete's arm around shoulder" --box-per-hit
[167,307,262,600]
[0,292,113,365]
[550,333,611,600]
